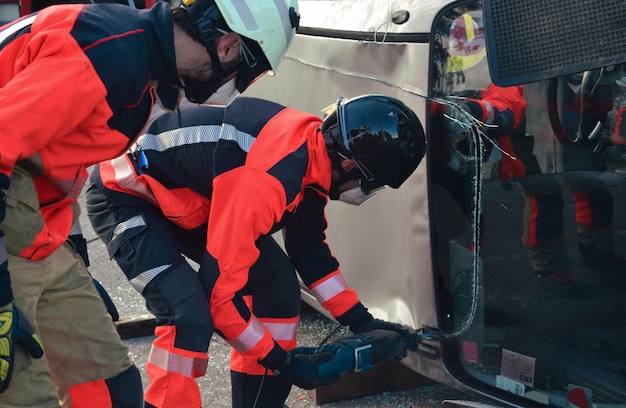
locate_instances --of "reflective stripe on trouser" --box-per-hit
[145,326,208,408]
[87,178,213,407]
[229,236,301,375]
[227,237,301,408]
[230,310,298,375]
[230,309,297,408]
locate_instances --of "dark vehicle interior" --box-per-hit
[429,2,626,406]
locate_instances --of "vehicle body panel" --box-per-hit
[247,1,626,407]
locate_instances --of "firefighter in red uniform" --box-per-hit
[0,0,298,406]
[86,95,426,408]
[438,14,625,298]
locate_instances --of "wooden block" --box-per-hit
[308,361,436,404]
[115,314,156,339]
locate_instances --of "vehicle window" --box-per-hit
[429,1,626,406]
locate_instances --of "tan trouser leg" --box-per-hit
[0,166,60,407]
[0,166,133,408]
[36,245,134,407]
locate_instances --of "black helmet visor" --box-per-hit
[337,95,425,192]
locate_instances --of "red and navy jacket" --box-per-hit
[98,97,363,362]
[464,84,529,179]
[0,2,180,260]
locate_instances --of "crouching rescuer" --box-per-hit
[86,94,426,407]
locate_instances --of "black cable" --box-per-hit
[251,323,343,408]
[318,324,343,347]
[251,367,269,408]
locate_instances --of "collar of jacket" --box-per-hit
[139,2,182,111]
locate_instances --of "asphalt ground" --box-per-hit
[77,180,490,408]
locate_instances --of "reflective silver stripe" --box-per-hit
[0,238,7,264]
[109,156,156,202]
[310,274,349,304]
[264,321,297,342]
[273,0,294,45]
[484,101,495,124]
[130,264,169,293]
[228,317,266,352]
[50,176,87,200]
[69,222,82,236]
[218,124,255,152]
[231,0,258,31]
[111,215,160,293]
[148,345,208,378]
[231,0,292,45]
[0,15,35,47]
[130,124,255,153]
[112,215,146,241]
[132,124,222,153]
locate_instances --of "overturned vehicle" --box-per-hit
[246,0,626,406]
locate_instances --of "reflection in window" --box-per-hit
[429,1,626,406]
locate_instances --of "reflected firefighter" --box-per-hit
[434,13,626,298]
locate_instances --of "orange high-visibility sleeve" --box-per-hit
[207,167,288,359]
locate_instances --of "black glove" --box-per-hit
[343,303,411,337]
[348,315,410,363]
[350,317,411,337]
[260,343,340,390]
[0,302,44,392]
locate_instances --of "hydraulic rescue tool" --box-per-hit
[315,328,434,378]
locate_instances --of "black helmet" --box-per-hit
[180,0,299,102]
[321,95,426,193]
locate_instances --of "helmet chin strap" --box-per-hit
[182,62,239,103]
[184,8,240,103]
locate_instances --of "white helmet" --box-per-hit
[215,0,299,74]
[181,0,299,101]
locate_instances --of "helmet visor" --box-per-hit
[337,95,425,191]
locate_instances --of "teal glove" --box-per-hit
[273,347,341,389]
[0,303,44,392]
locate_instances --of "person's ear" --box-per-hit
[216,33,241,64]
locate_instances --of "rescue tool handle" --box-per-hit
[315,329,420,378]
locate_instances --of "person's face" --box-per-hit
[175,31,241,84]
[179,58,213,83]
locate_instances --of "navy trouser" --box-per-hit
[87,166,298,408]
